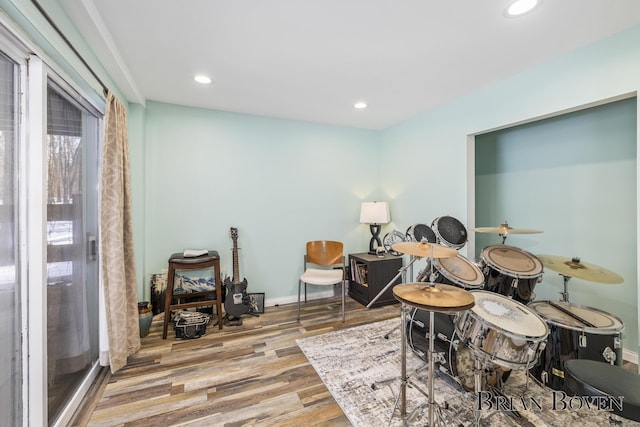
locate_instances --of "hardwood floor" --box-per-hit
[71,296,639,427]
[72,296,400,427]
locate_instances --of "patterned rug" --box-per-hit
[297,318,639,426]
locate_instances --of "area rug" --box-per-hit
[297,318,639,426]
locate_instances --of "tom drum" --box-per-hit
[431,216,468,250]
[528,300,624,391]
[428,254,485,290]
[406,224,436,244]
[480,245,543,304]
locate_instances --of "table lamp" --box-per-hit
[360,201,390,255]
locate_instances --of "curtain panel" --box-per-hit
[100,92,140,372]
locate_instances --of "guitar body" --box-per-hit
[224,277,249,318]
[223,227,250,318]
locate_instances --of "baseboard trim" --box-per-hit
[266,289,335,308]
[623,348,638,365]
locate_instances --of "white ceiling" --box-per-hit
[59,0,640,130]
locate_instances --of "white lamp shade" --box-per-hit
[359,201,390,224]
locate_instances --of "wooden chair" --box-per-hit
[162,251,223,339]
[297,241,346,322]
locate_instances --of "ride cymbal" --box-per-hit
[391,241,457,259]
[536,254,623,284]
[393,282,475,312]
[474,224,543,235]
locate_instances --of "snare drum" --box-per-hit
[406,224,436,243]
[456,291,548,371]
[432,216,468,249]
[480,245,543,304]
[528,300,624,391]
[429,254,484,290]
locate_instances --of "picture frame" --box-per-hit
[248,292,265,314]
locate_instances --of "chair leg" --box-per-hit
[162,264,176,339]
[341,280,345,322]
[297,279,302,321]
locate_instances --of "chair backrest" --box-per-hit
[305,241,343,267]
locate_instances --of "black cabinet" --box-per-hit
[348,253,403,307]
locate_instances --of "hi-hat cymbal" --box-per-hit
[536,254,623,284]
[474,224,543,235]
[393,282,475,312]
[391,241,457,259]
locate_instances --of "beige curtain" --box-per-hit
[100,92,140,372]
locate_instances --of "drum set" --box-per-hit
[378,217,625,425]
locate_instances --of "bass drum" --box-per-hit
[407,308,510,391]
[431,216,468,249]
[428,254,485,290]
[528,300,624,391]
[480,245,543,304]
[406,224,436,244]
[383,230,406,256]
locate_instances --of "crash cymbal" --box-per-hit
[536,254,623,284]
[391,241,457,259]
[393,282,475,312]
[474,223,543,235]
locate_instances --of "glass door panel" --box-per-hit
[46,84,99,425]
[0,50,20,427]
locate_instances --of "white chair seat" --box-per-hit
[300,268,343,285]
[297,240,346,322]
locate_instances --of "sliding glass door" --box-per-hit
[46,82,100,425]
[0,50,21,427]
[0,21,104,427]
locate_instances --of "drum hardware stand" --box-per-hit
[368,256,419,309]
[389,302,447,427]
[369,256,421,340]
[559,273,573,302]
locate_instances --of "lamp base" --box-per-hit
[368,224,383,255]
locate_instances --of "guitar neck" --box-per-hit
[232,239,240,282]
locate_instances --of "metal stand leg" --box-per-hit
[367,256,419,308]
[428,310,435,426]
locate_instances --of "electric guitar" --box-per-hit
[223,227,250,318]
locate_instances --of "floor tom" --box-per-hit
[528,300,624,391]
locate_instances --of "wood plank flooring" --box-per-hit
[71,296,639,427]
[72,296,400,426]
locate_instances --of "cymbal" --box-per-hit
[536,254,623,284]
[391,241,458,259]
[474,224,543,235]
[393,282,475,312]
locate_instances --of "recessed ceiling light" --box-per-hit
[194,75,212,84]
[505,0,539,16]
[354,102,367,109]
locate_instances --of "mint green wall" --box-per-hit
[379,26,640,355]
[3,0,639,354]
[476,98,637,351]
[141,102,382,301]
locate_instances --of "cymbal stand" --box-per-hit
[367,256,419,308]
[559,274,572,302]
[390,301,446,426]
[499,233,508,244]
